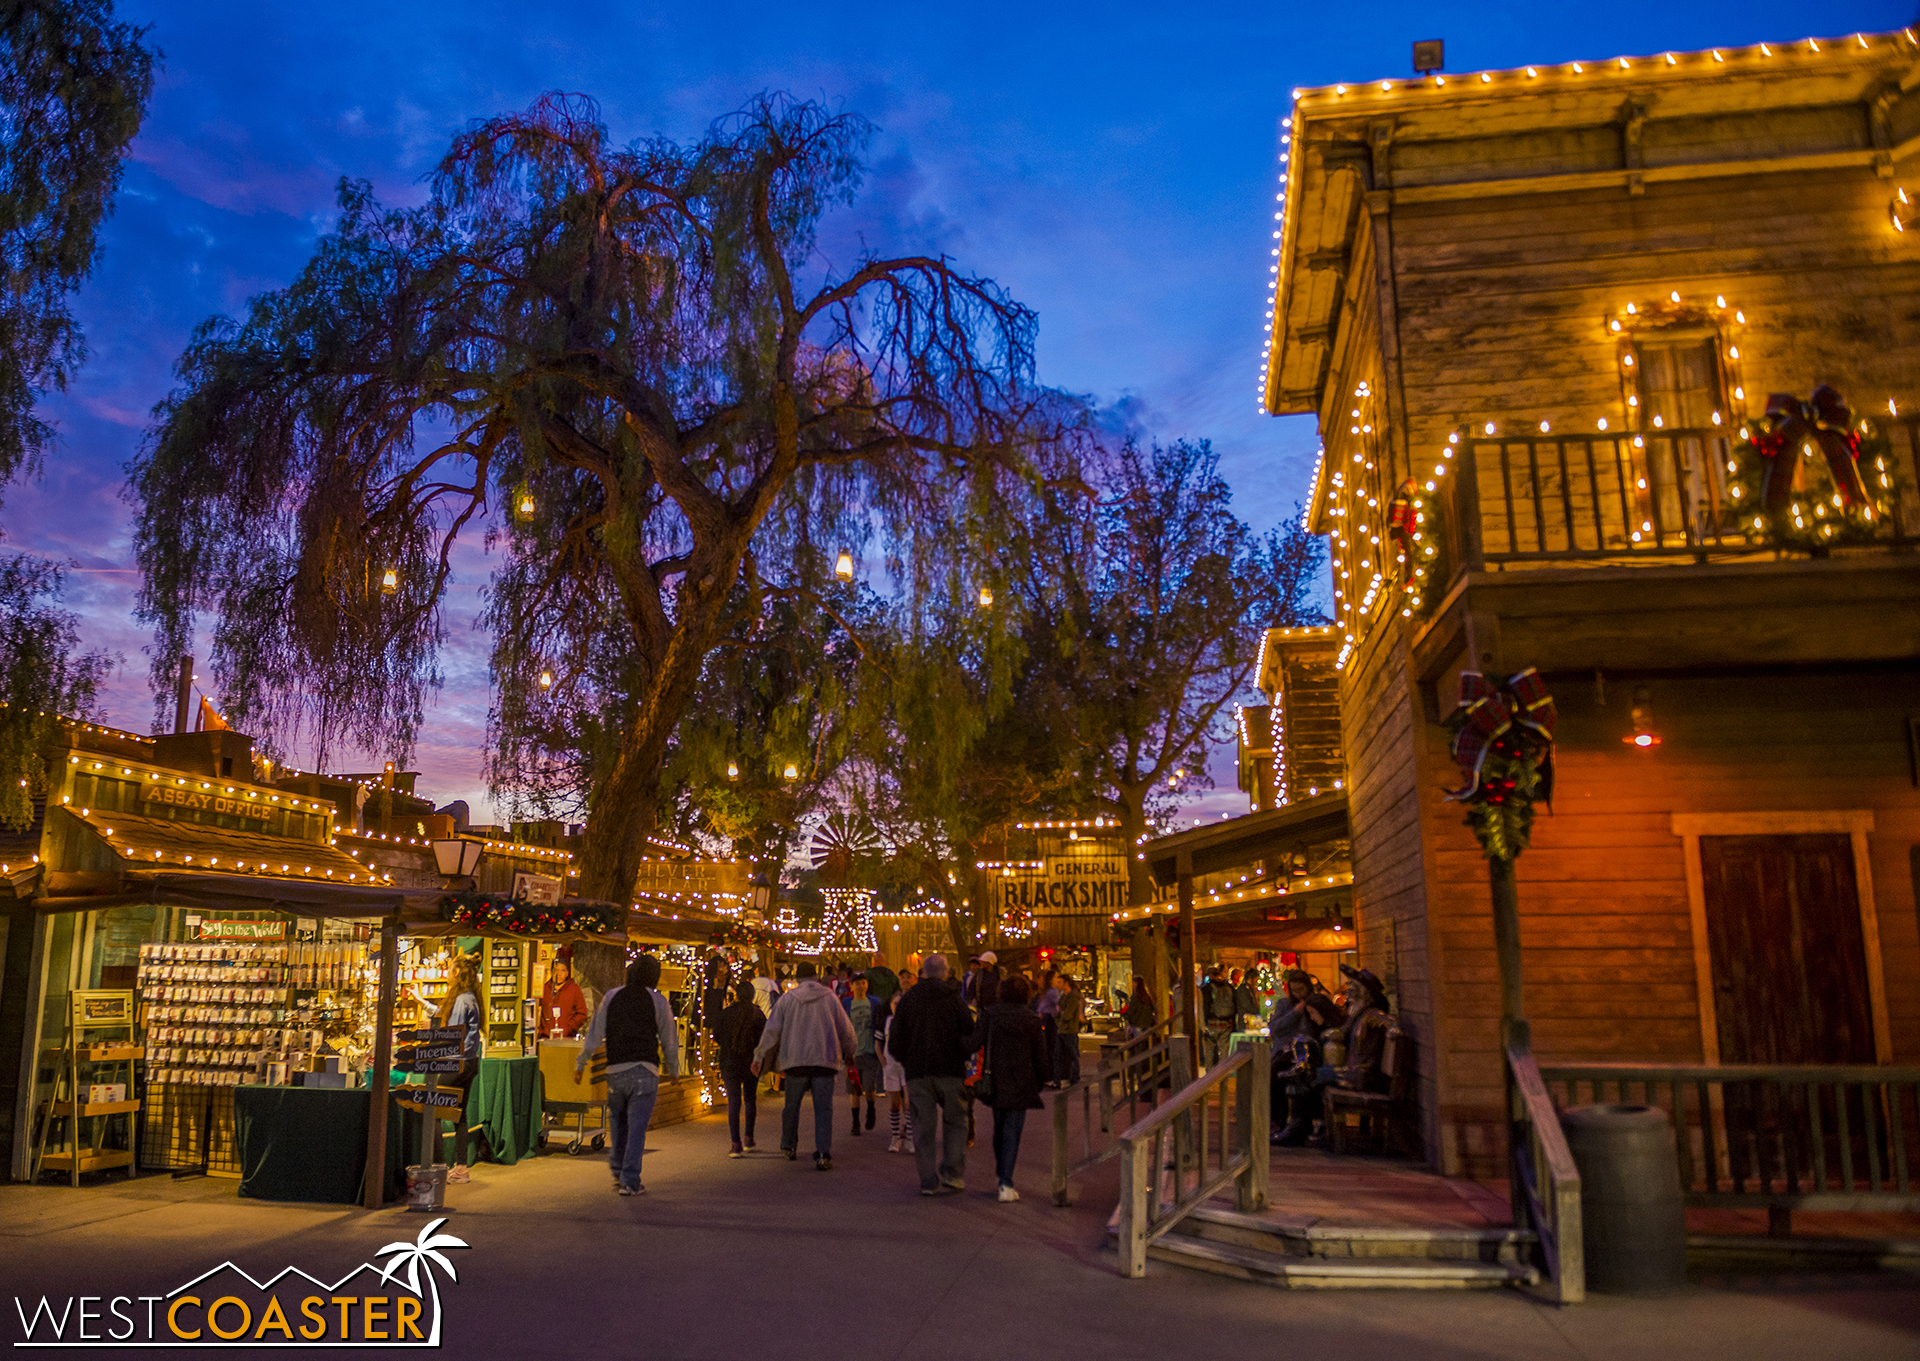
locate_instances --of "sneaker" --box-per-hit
[744,1140,757,1152]
[887,1137,902,1153]
[997,1185,1020,1202]
[919,1184,942,1196]
[728,1143,743,1158]
[816,1155,832,1171]
[617,1184,636,1196]
[938,1178,965,1194]
[784,1148,797,1161]
[446,1166,470,1184]
[865,1105,876,1130]
[904,1139,916,1155]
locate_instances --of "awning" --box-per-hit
[69,807,378,884]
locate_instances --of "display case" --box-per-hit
[487,941,528,1054]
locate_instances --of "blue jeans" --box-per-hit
[781,1068,837,1157]
[723,1070,757,1146]
[991,1107,1028,1188]
[606,1066,659,1190]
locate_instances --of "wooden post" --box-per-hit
[1490,853,1530,1224]
[1117,1135,1148,1278]
[1175,849,1197,1052]
[1489,855,1526,1049]
[172,656,193,736]
[361,915,400,1209]
[1169,1030,1195,1175]
[1237,1041,1271,1212]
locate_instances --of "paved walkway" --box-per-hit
[2,1091,1915,1359]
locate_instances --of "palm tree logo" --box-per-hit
[375,1217,469,1346]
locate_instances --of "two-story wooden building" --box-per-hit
[1264,30,1920,1178]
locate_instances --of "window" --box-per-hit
[1623,333,1734,545]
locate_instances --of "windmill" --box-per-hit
[807,811,881,887]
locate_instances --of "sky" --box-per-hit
[8,0,1906,828]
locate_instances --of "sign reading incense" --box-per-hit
[394,1044,463,1064]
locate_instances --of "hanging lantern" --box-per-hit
[834,550,854,582]
[783,763,799,781]
[537,670,553,691]
[379,567,399,596]
[977,585,994,609]
[726,761,740,780]
[515,489,536,522]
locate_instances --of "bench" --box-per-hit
[1323,1026,1414,1155]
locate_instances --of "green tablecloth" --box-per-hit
[1227,1031,1271,1057]
[468,1056,543,1165]
[234,1085,413,1204]
[388,1055,544,1166]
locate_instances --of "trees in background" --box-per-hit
[131,92,1042,903]
[0,0,151,818]
[0,0,153,494]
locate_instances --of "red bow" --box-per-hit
[1750,385,1869,511]
[1447,667,1556,802]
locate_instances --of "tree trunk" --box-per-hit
[1118,785,1152,908]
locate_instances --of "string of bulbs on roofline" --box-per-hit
[1257,28,1920,411]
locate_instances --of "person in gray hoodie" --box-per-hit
[752,960,857,1170]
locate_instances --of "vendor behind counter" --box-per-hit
[539,946,590,1038]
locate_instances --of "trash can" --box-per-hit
[405,1164,447,1213]
[1558,1104,1686,1295]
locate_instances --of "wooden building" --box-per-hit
[1264,30,1920,1178]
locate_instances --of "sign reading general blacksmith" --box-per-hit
[990,855,1129,915]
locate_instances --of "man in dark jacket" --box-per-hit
[714,984,766,1157]
[888,953,973,1195]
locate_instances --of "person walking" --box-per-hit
[845,973,880,1137]
[575,953,679,1195]
[714,983,766,1157]
[879,967,916,1152]
[968,974,1051,1201]
[1034,969,1062,1087]
[752,961,856,1171]
[1122,974,1156,1035]
[888,953,973,1195]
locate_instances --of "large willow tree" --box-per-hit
[130,93,1037,901]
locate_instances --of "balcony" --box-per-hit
[1441,414,1919,571]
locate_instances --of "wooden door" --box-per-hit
[1699,834,1874,1064]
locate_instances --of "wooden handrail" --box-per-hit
[1114,1040,1269,1278]
[1049,1022,1190,1206]
[1507,1043,1584,1304]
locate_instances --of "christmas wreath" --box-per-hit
[1723,386,1899,551]
[1387,475,1450,621]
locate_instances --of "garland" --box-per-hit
[1387,476,1449,621]
[1444,668,1556,862]
[444,893,623,936]
[709,919,778,949]
[1724,386,1898,551]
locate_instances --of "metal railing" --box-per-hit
[1049,1019,1185,1206]
[1113,1041,1270,1279]
[1507,1043,1585,1304]
[1450,414,1918,568]
[1538,1063,1920,1222]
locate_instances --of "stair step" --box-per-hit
[1174,1204,1537,1262]
[1148,1235,1540,1289]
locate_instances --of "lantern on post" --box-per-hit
[977,585,994,609]
[514,487,536,522]
[834,550,855,582]
[782,763,799,781]
[379,567,399,596]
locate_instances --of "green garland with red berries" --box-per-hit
[443,893,623,936]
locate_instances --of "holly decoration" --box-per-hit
[444,893,623,936]
[1444,668,1556,862]
[710,919,778,949]
[1725,385,1898,551]
[1386,476,1448,621]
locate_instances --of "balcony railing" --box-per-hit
[1443,414,1919,569]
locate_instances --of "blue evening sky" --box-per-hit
[9,1,1901,825]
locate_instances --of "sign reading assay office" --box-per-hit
[990,855,1129,916]
[141,782,277,823]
